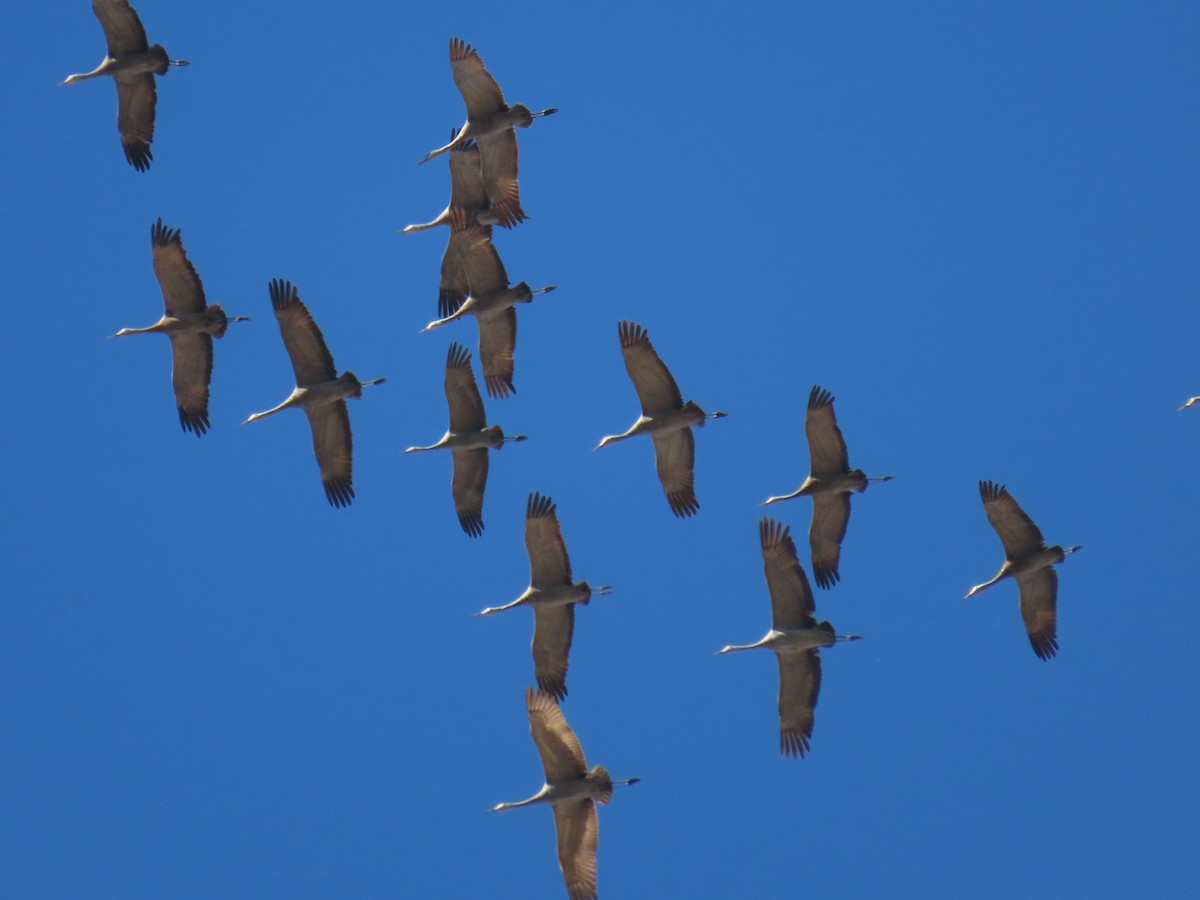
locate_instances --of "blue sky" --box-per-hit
[3,1,1198,897]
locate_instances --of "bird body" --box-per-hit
[111,218,246,435]
[62,0,189,170]
[719,518,861,757]
[243,279,384,507]
[490,688,637,900]
[403,134,525,233]
[596,321,726,517]
[762,386,893,588]
[964,480,1081,659]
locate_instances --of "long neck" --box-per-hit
[489,788,549,812]
[243,396,297,424]
[111,323,162,337]
[63,59,114,84]
[401,208,451,232]
[718,638,770,653]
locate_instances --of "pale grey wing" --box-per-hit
[778,650,822,759]
[449,37,507,118]
[478,307,516,400]
[1016,568,1059,660]
[650,428,698,518]
[532,605,573,701]
[525,492,572,586]
[617,320,682,415]
[168,332,211,436]
[444,342,486,432]
[477,129,526,229]
[115,73,156,171]
[448,139,489,211]
[438,228,476,319]
[305,401,354,508]
[93,0,148,57]
[526,687,588,782]
[810,492,851,590]
[460,226,510,296]
[979,480,1046,559]
[805,386,850,479]
[760,517,815,627]
[450,448,487,538]
[552,799,599,900]
[268,279,338,386]
[151,219,205,316]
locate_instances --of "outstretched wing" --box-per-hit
[979,480,1046,560]
[269,279,338,387]
[778,650,822,758]
[450,448,487,537]
[650,428,698,517]
[618,320,682,416]
[305,401,354,508]
[93,0,149,57]
[552,799,599,900]
[1016,568,1059,660]
[805,386,850,479]
[151,218,206,316]
[526,492,572,586]
[477,129,525,229]
[444,342,486,433]
[449,37,507,119]
[168,332,212,436]
[809,492,851,589]
[532,605,574,701]
[115,73,156,171]
[760,518,815,628]
[478,307,516,399]
[526,688,587,782]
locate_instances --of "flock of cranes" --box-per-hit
[69,2,1112,897]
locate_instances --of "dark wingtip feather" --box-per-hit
[458,512,484,537]
[979,480,1006,504]
[536,674,568,702]
[178,407,209,437]
[324,479,355,508]
[813,565,840,590]
[808,385,835,410]
[485,375,515,399]
[617,319,648,349]
[151,217,181,248]
[1030,634,1059,660]
[446,342,472,369]
[268,278,299,311]
[526,491,555,520]
[781,729,811,759]
[125,142,152,171]
[667,491,699,518]
[438,289,466,320]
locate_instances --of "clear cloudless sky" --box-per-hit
[3,1,1198,897]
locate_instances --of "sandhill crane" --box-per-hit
[719,518,862,758]
[762,386,894,588]
[965,481,1081,660]
[111,218,247,436]
[403,131,526,232]
[478,493,610,700]
[243,279,385,508]
[595,320,727,517]
[1180,396,1200,410]
[421,225,555,399]
[61,0,189,171]
[489,687,638,900]
[405,342,527,536]
[420,38,555,228]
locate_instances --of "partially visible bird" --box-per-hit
[421,225,555,399]
[596,320,726,517]
[61,0,189,170]
[762,386,893,588]
[719,518,862,758]
[111,218,247,436]
[489,687,638,900]
[405,342,527,536]
[1180,396,1200,410]
[965,480,1081,660]
[403,130,526,232]
[243,279,385,508]
[478,493,610,700]
[420,37,556,230]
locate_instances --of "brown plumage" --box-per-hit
[111,218,246,435]
[595,321,727,517]
[61,0,189,170]
[243,280,385,508]
[489,688,638,900]
[965,480,1081,660]
[762,386,893,589]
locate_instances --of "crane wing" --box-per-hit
[268,279,338,387]
[778,649,822,758]
[1016,568,1059,660]
[151,219,205,316]
[115,73,156,171]
[979,481,1046,560]
[805,386,850,479]
[438,228,478,319]
[305,401,353,508]
[810,492,851,590]
[93,0,148,57]
[477,129,526,229]
[479,307,516,400]
[444,342,486,433]
[552,799,599,900]
[460,226,510,297]
[449,38,507,119]
[532,605,574,701]
[450,448,487,537]
[168,332,212,436]
[526,492,572,586]
[526,687,588,781]
[760,518,815,628]
[448,137,489,212]
[617,320,683,415]
[651,428,698,518]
